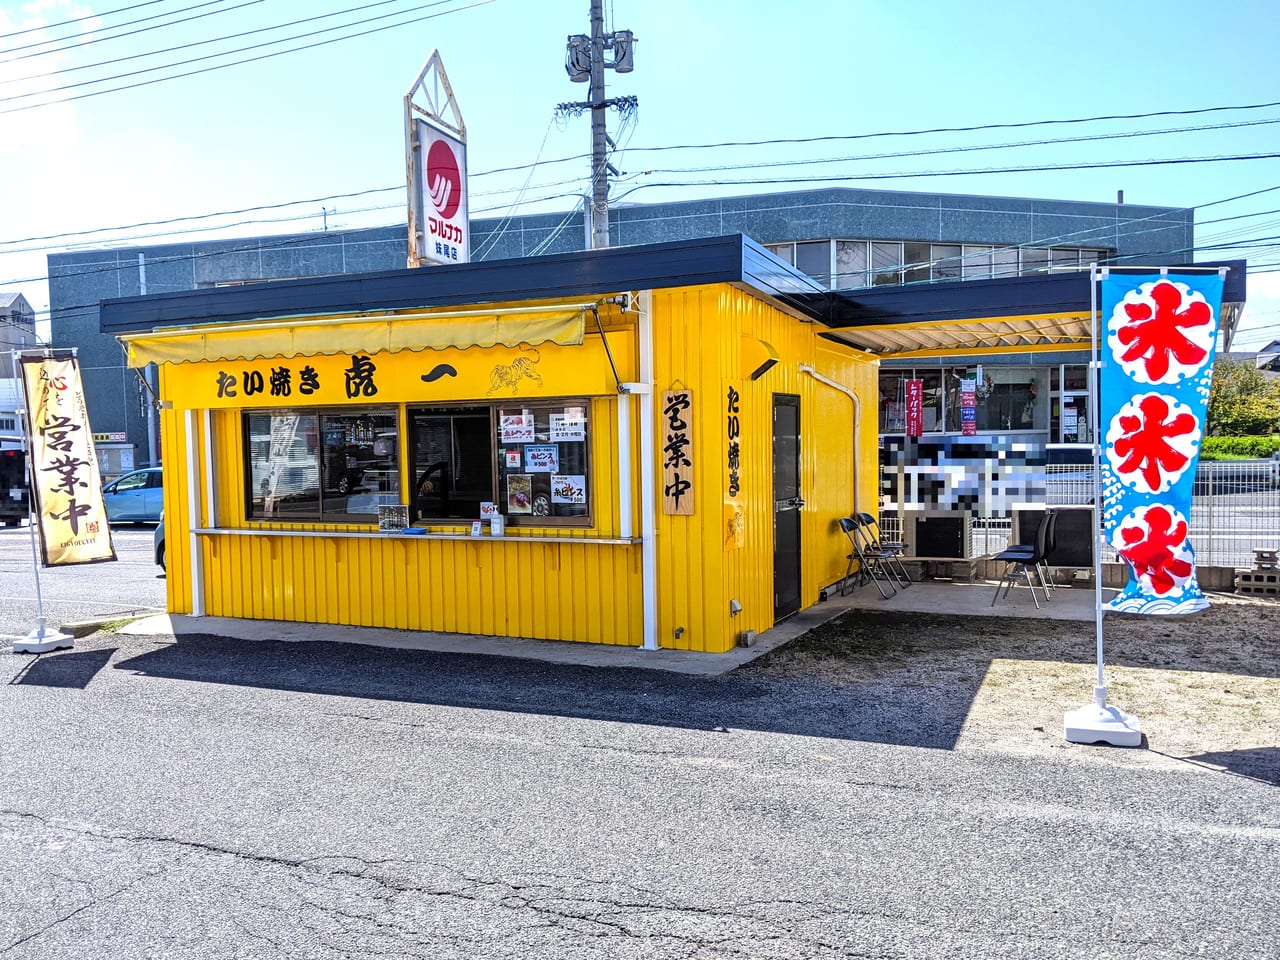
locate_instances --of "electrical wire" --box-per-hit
[0,0,261,63]
[0,0,171,41]
[0,0,481,104]
[0,0,493,115]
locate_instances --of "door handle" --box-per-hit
[792,497,806,508]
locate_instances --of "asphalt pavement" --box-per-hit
[1,523,1277,958]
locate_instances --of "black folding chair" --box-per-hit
[1000,509,1057,597]
[991,509,1051,608]
[855,512,911,587]
[839,516,898,599]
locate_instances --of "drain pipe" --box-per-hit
[799,364,861,515]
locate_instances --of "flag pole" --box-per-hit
[1064,267,1140,746]
[11,349,73,654]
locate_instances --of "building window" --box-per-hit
[767,239,1108,290]
[794,241,832,285]
[244,409,400,521]
[880,366,1049,435]
[410,401,591,525]
[835,240,868,288]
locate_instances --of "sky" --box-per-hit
[2,0,1279,348]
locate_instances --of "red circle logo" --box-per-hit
[426,140,462,219]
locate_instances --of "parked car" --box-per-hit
[154,513,165,571]
[102,467,164,523]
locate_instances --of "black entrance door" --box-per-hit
[773,394,802,620]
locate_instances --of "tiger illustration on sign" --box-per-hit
[486,348,543,395]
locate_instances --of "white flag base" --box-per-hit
[13,626,74,654]
[1064,686,1142,747]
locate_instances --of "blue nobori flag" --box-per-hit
[1100,272,1223,615]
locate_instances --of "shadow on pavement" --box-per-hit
[113,633,983,750]
[11,647,117,689]
[1182,748,1280,786]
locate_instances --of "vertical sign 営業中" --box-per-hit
[1100,272,1224,615]
[662,389,693,515]
[20,355,116,566]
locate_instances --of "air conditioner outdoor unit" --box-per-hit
[905,511,970,560]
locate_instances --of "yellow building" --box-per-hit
[102,236,880,654]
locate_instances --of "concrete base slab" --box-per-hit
[13,627,75,654]
[1064,702,1143,747]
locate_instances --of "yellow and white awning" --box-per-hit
[119,302,591,368]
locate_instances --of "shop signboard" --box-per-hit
[414,119,469,265]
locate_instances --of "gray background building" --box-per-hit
[48,186,1194,472]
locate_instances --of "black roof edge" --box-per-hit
[98,234,825,335]
[797,260,1247,329]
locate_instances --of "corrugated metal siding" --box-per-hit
[650,285,876,653]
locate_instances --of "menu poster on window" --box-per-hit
[500,413,535,443]
[507,474,533,514]
[504,449,521,468]
[479,501,499,519]
[524,445,559,473]
[549,411,586,442]
[551,474,586,504]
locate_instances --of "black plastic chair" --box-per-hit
[839,516,898,599]
[991,509,1051,608]
[855,512,911,587]
[1001,509,1058,597]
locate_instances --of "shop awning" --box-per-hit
[792,261,1247,359]
[821,311,1094,358]
[119,303,591,368]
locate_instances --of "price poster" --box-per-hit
[524,444,559,472]
[551,474,586,504]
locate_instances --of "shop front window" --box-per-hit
[245,409,400,521]
[410,400,591,525]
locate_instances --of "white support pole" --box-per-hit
[11,349,73,652]
[636,291,658,651]
[617,391,632,541]
[186,409,205,617]
[1064,264,1141,746]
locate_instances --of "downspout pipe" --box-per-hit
[799,365,861,515]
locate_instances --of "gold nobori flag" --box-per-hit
[20,355,116,566]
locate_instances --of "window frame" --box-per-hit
[408,398,594,528]
[242,406,401,524]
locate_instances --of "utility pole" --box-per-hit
[559,0,636,250]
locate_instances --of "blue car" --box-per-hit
[102,467,164,523]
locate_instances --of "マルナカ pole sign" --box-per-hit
[404,49,469,268]
[1100,272,1223,615]
[19,354,116,566]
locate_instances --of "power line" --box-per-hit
[0,0,171,41]
[0,0,260,63]
[609,153,1280,200]
[0,0,493,115]
[0,0,479,105]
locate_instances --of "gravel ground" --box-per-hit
[740,593,1280,783]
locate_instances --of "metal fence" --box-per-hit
[1039,460,1279,568]
[881,460,1279,570]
